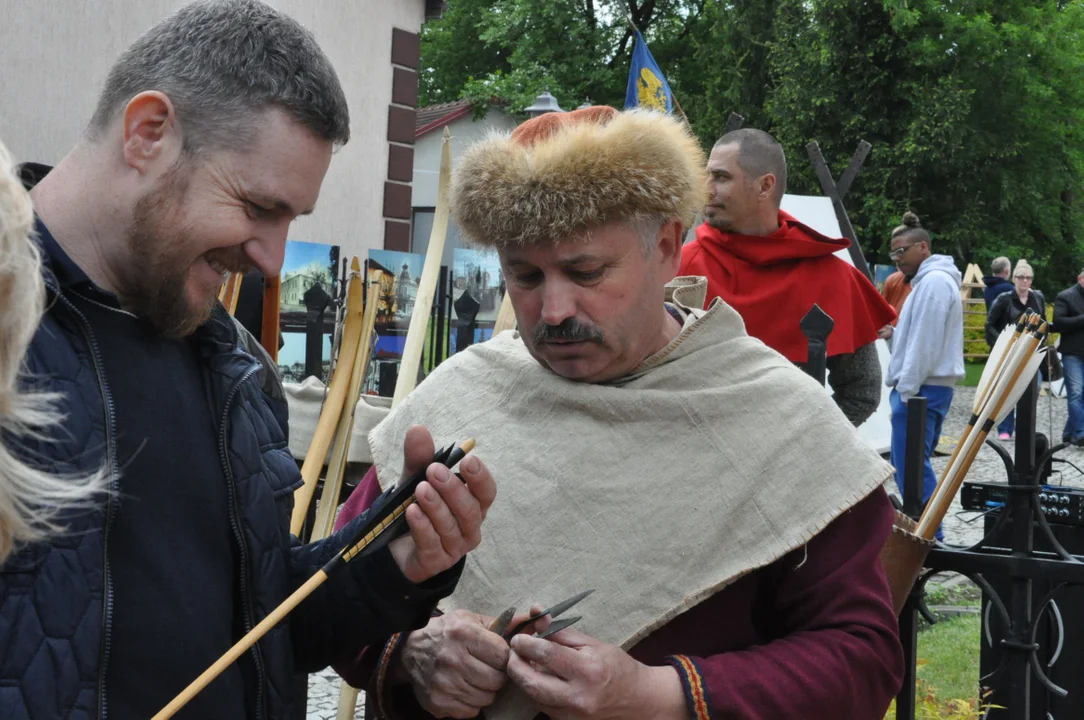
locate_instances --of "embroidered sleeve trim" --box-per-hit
[665,654,713,720]
[374,631,407,718]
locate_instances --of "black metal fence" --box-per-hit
[895,385,1084,719]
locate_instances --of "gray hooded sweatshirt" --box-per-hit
[885,254,965,400]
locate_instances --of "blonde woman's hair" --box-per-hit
[1014,259,1034,279]
[0,138,105,564]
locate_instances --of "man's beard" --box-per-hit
[704,206,733,232]
[122,165,251,338]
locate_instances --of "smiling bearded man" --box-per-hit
[2,3,499,719]
[330,107,904,720]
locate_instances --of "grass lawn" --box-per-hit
[917,614,982,704]
[886,613,985,718]
[961,360,984,388]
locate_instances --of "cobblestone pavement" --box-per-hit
[305,385,1083,716]
[879,384,1084,550]
[307,668,362,720]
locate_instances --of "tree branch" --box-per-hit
[675,0,707,43]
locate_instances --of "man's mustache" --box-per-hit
[532,318,605,345]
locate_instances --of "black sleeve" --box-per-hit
[286,493,464,672]
[1053,293,1084,333]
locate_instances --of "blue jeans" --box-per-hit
[1063,355,1084,442]
[998,409,1015,437]
[890,385,955,541]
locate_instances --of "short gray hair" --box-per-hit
[713,128,788,202]
[626,216,666,255]
[991,256,1010,275]
[87,0,350,154]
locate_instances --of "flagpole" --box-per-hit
[623,13,691,128]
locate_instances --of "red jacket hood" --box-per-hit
[695,211,851,265]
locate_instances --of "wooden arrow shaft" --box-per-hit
[152,570,329,720]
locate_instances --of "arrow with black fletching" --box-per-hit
[152,438,477,720]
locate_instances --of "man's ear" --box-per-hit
[656,218,685,280]
[120,91,182,173]
[756,173,777,203]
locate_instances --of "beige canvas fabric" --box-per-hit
[368,284,893,719]
[284,377,391,463]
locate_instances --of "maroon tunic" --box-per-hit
[334,468,903,719]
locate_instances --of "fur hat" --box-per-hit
[451,106,708,248]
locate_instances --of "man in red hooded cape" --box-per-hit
[680,128,896,426]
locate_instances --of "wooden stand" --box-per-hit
[290,259,366,535]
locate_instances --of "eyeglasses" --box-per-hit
[888,243,918,261]
[1015,275,1033,281]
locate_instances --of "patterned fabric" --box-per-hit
[665,655,713,720]
[373,632,408,719]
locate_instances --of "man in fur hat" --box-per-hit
[333,107,903,719]
[679,129,896,426]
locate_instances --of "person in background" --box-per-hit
[983,256,1013,311]
[884,212,964,539]
[986,259,1045,440]
[679,128,896,426]
[1053,267,1084,446]
[878,268,912,341]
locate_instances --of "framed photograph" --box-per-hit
[366,249,427,395]
[450,248,505,353]
[277,240,341,383]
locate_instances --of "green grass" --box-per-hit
[916,614,982,705]
[961,361,984,388]
[923,581,982,607]
[886,614,985,719]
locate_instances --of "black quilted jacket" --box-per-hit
[0,216,459,719]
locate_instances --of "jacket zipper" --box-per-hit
[52,281,269,719]
[50,290,120,720]
[218,364,268,720]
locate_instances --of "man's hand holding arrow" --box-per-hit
[388,425,496,584]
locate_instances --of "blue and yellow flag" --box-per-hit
[624,28,673,113]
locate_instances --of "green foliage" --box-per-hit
[884,682,999,720]
[420,0,1084,290]
[961,361,984,388]
[963,306,987,360]
[884,614,1000,719]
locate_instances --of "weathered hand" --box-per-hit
[507,627,686,720]
[395,609,511,718]
[388,425,496,584]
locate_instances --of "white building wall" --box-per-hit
[412,108,519,208]
[0,0,425,260]
[410,109,518,265]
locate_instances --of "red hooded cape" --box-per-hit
[679,211,896,363]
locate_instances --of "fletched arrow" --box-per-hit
[153,439,477,720]
[916,312,1047,540]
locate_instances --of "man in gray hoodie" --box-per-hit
[884,213,964,537]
